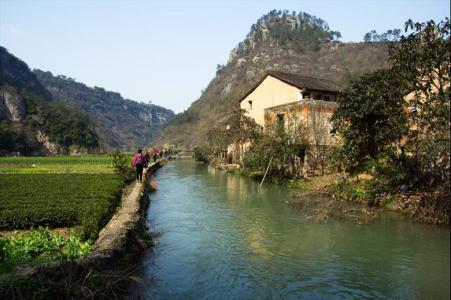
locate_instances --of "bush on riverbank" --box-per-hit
[328,19,450,225]
[327,151,450,224]
[193,145,213,163]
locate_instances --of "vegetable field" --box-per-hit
[0,227,92,274]
[0,155,113,165]
[0,155,132,174]
[0,155,133,273]
[0,174,123,237]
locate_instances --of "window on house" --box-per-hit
[248,100,253,110]
[277,113,285,125]
[324,95,330,101]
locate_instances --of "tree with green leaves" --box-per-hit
[363,28,401,42]
[389,18,450,184]
[338,18,449,176]
[331,69,409,170]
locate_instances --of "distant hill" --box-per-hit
[0,46,52,101]
[156,10,391,147]
[0,46,99,155]
[34,70,175,150]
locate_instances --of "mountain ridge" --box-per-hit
[156,10,391,147]
[0,46,99,154]
[34,70,175,150]
[1,45,175,153]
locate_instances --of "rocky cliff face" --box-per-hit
[156,11,390,147]
[36,130,58,154]
[0,87,26,122]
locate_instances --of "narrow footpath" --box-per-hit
[90,171,146,256]
[88,159,166,261]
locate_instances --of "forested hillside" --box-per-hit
[156,10,390,147]
[0,46,99,155]
[34,70,175,150]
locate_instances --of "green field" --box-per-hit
[0,155,113,164]
[0,174,123,235]
[0,155,131,273]
[0,156,132,235]
[0,155,132,174]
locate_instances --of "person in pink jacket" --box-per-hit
[131,149,146,183]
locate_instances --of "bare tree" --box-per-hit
[262,114,310,178]
[308,101,332,176]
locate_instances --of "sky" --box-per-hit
[0,0,449,113]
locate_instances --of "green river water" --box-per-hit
[132,160,450,299]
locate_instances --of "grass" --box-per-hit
[231,168,316,190]
[0,155,113,165]
[0,164,114,174]
[267,176,313,190]
[0,155,132,174]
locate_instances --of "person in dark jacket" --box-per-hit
[131,149,146,183]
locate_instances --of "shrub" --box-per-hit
[110,150,134,183]
[242,117,309,179]
[193,146,212,163]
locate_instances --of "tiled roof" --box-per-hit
[239,71,341,102]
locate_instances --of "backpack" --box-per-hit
[136,154,143,166]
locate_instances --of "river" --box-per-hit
[131,160,450,299]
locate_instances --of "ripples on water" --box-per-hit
[130,161,450,299]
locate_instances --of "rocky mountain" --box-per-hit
[156,10,391,147]
[0,46,99,155]
[34,70,175,150]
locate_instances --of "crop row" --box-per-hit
[0,155,115,165]
[0,174,124,239]
[0,164,115,174]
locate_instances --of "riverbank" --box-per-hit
[0,159,166,299]
[327,177,450,226]
[222,165,449,226]
[225,166,332,190]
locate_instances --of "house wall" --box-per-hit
[240,75,301,126]
[264,100,338,146]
